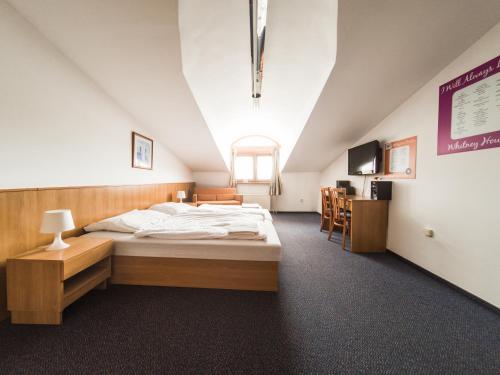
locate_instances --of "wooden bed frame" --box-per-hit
[111,256,279,292]
[1,182,279,322]
[0,182,194,321]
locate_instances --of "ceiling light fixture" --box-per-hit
[250,0,268,106]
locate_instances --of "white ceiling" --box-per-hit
[7,0,227,171]
[284,0,500,172]
[7,0,500,173]
[179,0,337,168]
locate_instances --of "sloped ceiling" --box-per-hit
[284,0,500,171]
[179,0,337,168]
[7,0,500,173]
[7,0,227,171]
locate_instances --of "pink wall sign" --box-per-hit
[437,54,500,155]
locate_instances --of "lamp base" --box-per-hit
[47,232,70,251]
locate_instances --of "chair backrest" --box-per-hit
[320,187,329,216]
[328,187,347,223]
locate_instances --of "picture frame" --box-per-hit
[384,136,417,179]
[131,132,153,170]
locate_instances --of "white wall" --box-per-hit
[274,173,320,212]
[320,23,500,308]
[193,171,320,212]
[192,172,230,188]
[0,1,192,189]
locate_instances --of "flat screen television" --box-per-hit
[348,140,381,175]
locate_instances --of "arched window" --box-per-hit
[231,136,279,183]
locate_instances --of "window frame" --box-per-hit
[234,146,274,184]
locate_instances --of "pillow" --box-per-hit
[84,210,169,233]
[216,194,235,200]
[197,194,216,201]
[149,202,195,215]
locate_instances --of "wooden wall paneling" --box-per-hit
[0,193,6,321]
[0,182,194,321]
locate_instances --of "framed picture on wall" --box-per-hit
[132,132,153,169]
[384,136,417,179]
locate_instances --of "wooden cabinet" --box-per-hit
[348,198,388,253]
[333,195,389,252]
[7,237,112,325]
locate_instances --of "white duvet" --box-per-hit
[84,209,170,233]
[134,215,266,240]
[196,204,272,221]
[134,212,266,240]
[85,203,271,240]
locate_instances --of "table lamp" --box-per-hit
[40,209,75,250]
[176,190,186,203]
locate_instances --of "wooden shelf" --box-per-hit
[63,263,110,309]
[7,236,113,325]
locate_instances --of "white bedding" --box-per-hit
[84,209,170,233]
[135,219,266,240]
[149,202,195,215]
[135,210,266,240]
[82,220,281,262]
[197,204,273,221]
[84,203,274,241]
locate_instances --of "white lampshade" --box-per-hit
[40,209,75,251]
[176,191,186,199]
[41,209,75,234]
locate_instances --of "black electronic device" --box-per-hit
[336,180,350,189]
[370,181,392,200]
[336,180,356,195]
[348,140,381,175]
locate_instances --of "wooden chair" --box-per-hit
[327,187,350,250]
[320,187,331,232]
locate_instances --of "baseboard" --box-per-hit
[387,249,499,314]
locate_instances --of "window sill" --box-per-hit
[236,181,271,185]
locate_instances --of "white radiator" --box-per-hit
[243,194,271,210]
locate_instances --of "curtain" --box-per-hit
[228,148,237,188]
[269,148,283,196]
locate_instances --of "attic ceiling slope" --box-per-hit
[284,0,500,172]
[179,0,338,169]
[7,0,227,171]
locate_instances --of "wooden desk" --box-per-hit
[339,196,389,253]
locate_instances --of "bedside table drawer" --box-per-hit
[63,241,113,280]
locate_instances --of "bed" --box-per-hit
[82,205,281,292]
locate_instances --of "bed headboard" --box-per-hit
[0,181,194,321]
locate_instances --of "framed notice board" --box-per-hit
[384,136,417,179]
[437,54,500,155]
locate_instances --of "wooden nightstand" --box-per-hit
[7,236,113,325]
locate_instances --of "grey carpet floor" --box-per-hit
[0,213,498,374]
